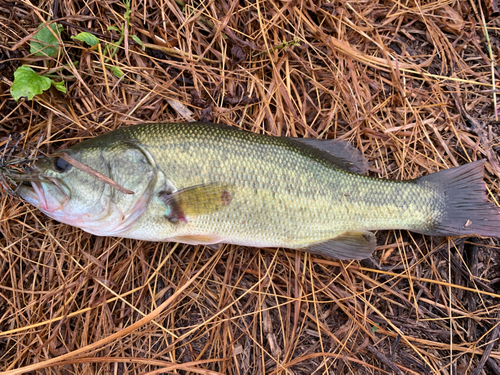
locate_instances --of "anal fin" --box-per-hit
[170,234,225,246]
[303,230,376,260]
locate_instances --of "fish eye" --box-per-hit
[54,157,70,173]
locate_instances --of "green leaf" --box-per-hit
[51,80,66,93]
[107,26,120,32]
[109,66,124,78]
[10,66,51,101]
[371,323,379,333]
[131,35,144,48]
[71,32,99,47]
[30,23,63,57]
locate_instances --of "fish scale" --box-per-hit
[117,123,438,240]
[16,122,500,260]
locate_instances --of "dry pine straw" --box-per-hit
[0,0,500,374]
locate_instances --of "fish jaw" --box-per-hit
[18,179,152,238]
[18,181,123,235]
[18,180,68,213]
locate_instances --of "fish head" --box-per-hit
[17,141,156,235]
[18,148,115,229]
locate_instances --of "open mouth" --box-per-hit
[17,179,68,212]
[32,181,49,210]
[17,181,46,210]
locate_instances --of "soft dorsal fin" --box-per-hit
[303,230,376,260]
[291,138,367,174]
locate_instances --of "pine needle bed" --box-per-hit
[0,0,499,373]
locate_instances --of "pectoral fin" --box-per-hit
[158,183,233,223]
[303,230,376,260]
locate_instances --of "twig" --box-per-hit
[367,345,404,375]
[487,358,500,375]
[471,310,500,375]
[56,152,134,194]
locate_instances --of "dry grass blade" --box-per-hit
[1,0,500,374]
[3,248,219,374]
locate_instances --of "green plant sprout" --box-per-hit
[10,23,67,101]
[30,23,63,57]
[71,32,99,47]
[70,0,145,79]
[268,38,301,53]
[10,1,147,101]
[101,0,144,78]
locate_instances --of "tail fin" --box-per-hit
[418,160,500,237]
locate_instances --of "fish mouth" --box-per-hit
[18,179,69,212]
[4,160,69,212]
[32,180,49,210]
[20,181,44,207]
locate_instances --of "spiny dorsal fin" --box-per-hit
[303,230,376,260]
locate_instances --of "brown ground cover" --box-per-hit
[1,0,500,373]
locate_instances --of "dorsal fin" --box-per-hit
[290,138,368,174]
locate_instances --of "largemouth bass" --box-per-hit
[16,122,500,259]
